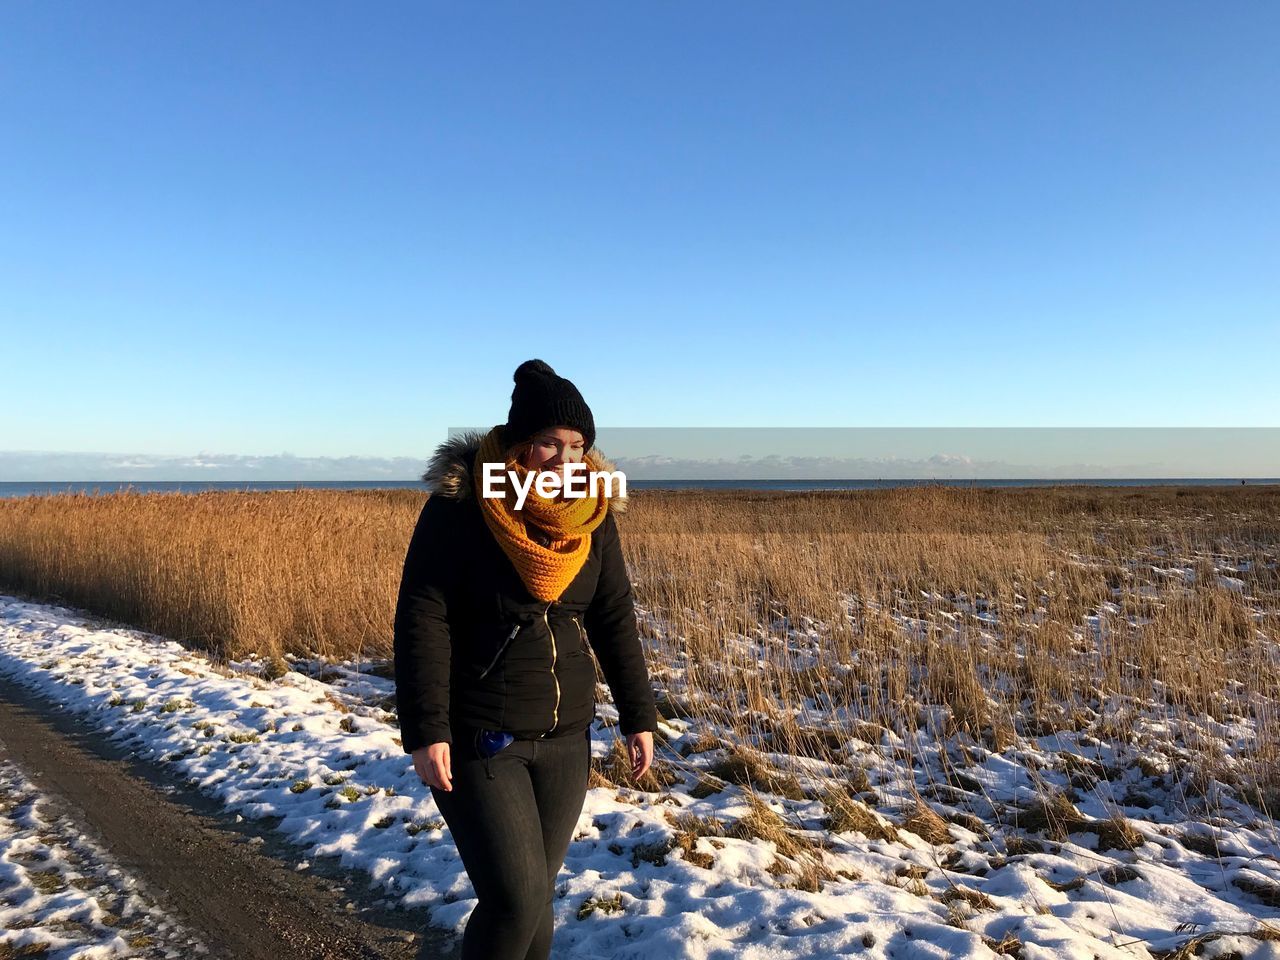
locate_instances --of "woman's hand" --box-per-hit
[413,743,452,792]
[626,731,653,780]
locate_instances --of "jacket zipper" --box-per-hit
[478,623,521,680]
[544,601,560,735]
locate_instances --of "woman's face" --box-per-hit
[523,426,586,473]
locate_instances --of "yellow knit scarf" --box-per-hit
[473,425,610,602]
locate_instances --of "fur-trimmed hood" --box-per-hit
[420,428,628,515]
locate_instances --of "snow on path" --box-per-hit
[0,755,208,959]
[2,594,1279,960]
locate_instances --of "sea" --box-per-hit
[0,478,1276,499]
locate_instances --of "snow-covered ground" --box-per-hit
[2,593,1280,959]
[0,753,207,959]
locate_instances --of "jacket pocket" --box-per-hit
[570,615,599,670]
[477,622,522,680]
[570,615,588,655]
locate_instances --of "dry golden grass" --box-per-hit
[2,483,1278,798]
[0,487,416,660]
[819,785,899,842]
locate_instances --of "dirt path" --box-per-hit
[0,674,460,960]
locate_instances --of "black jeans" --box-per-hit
[431,724,591,960]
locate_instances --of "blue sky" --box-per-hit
[3,2,1277,467]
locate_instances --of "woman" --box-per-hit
[393,358,658,960]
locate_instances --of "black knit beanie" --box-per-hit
[503,359,597,452]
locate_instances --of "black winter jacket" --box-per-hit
[393,430,658,753]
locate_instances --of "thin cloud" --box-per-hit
[0,451,428,482]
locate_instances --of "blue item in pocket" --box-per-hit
[477,729,515,759]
